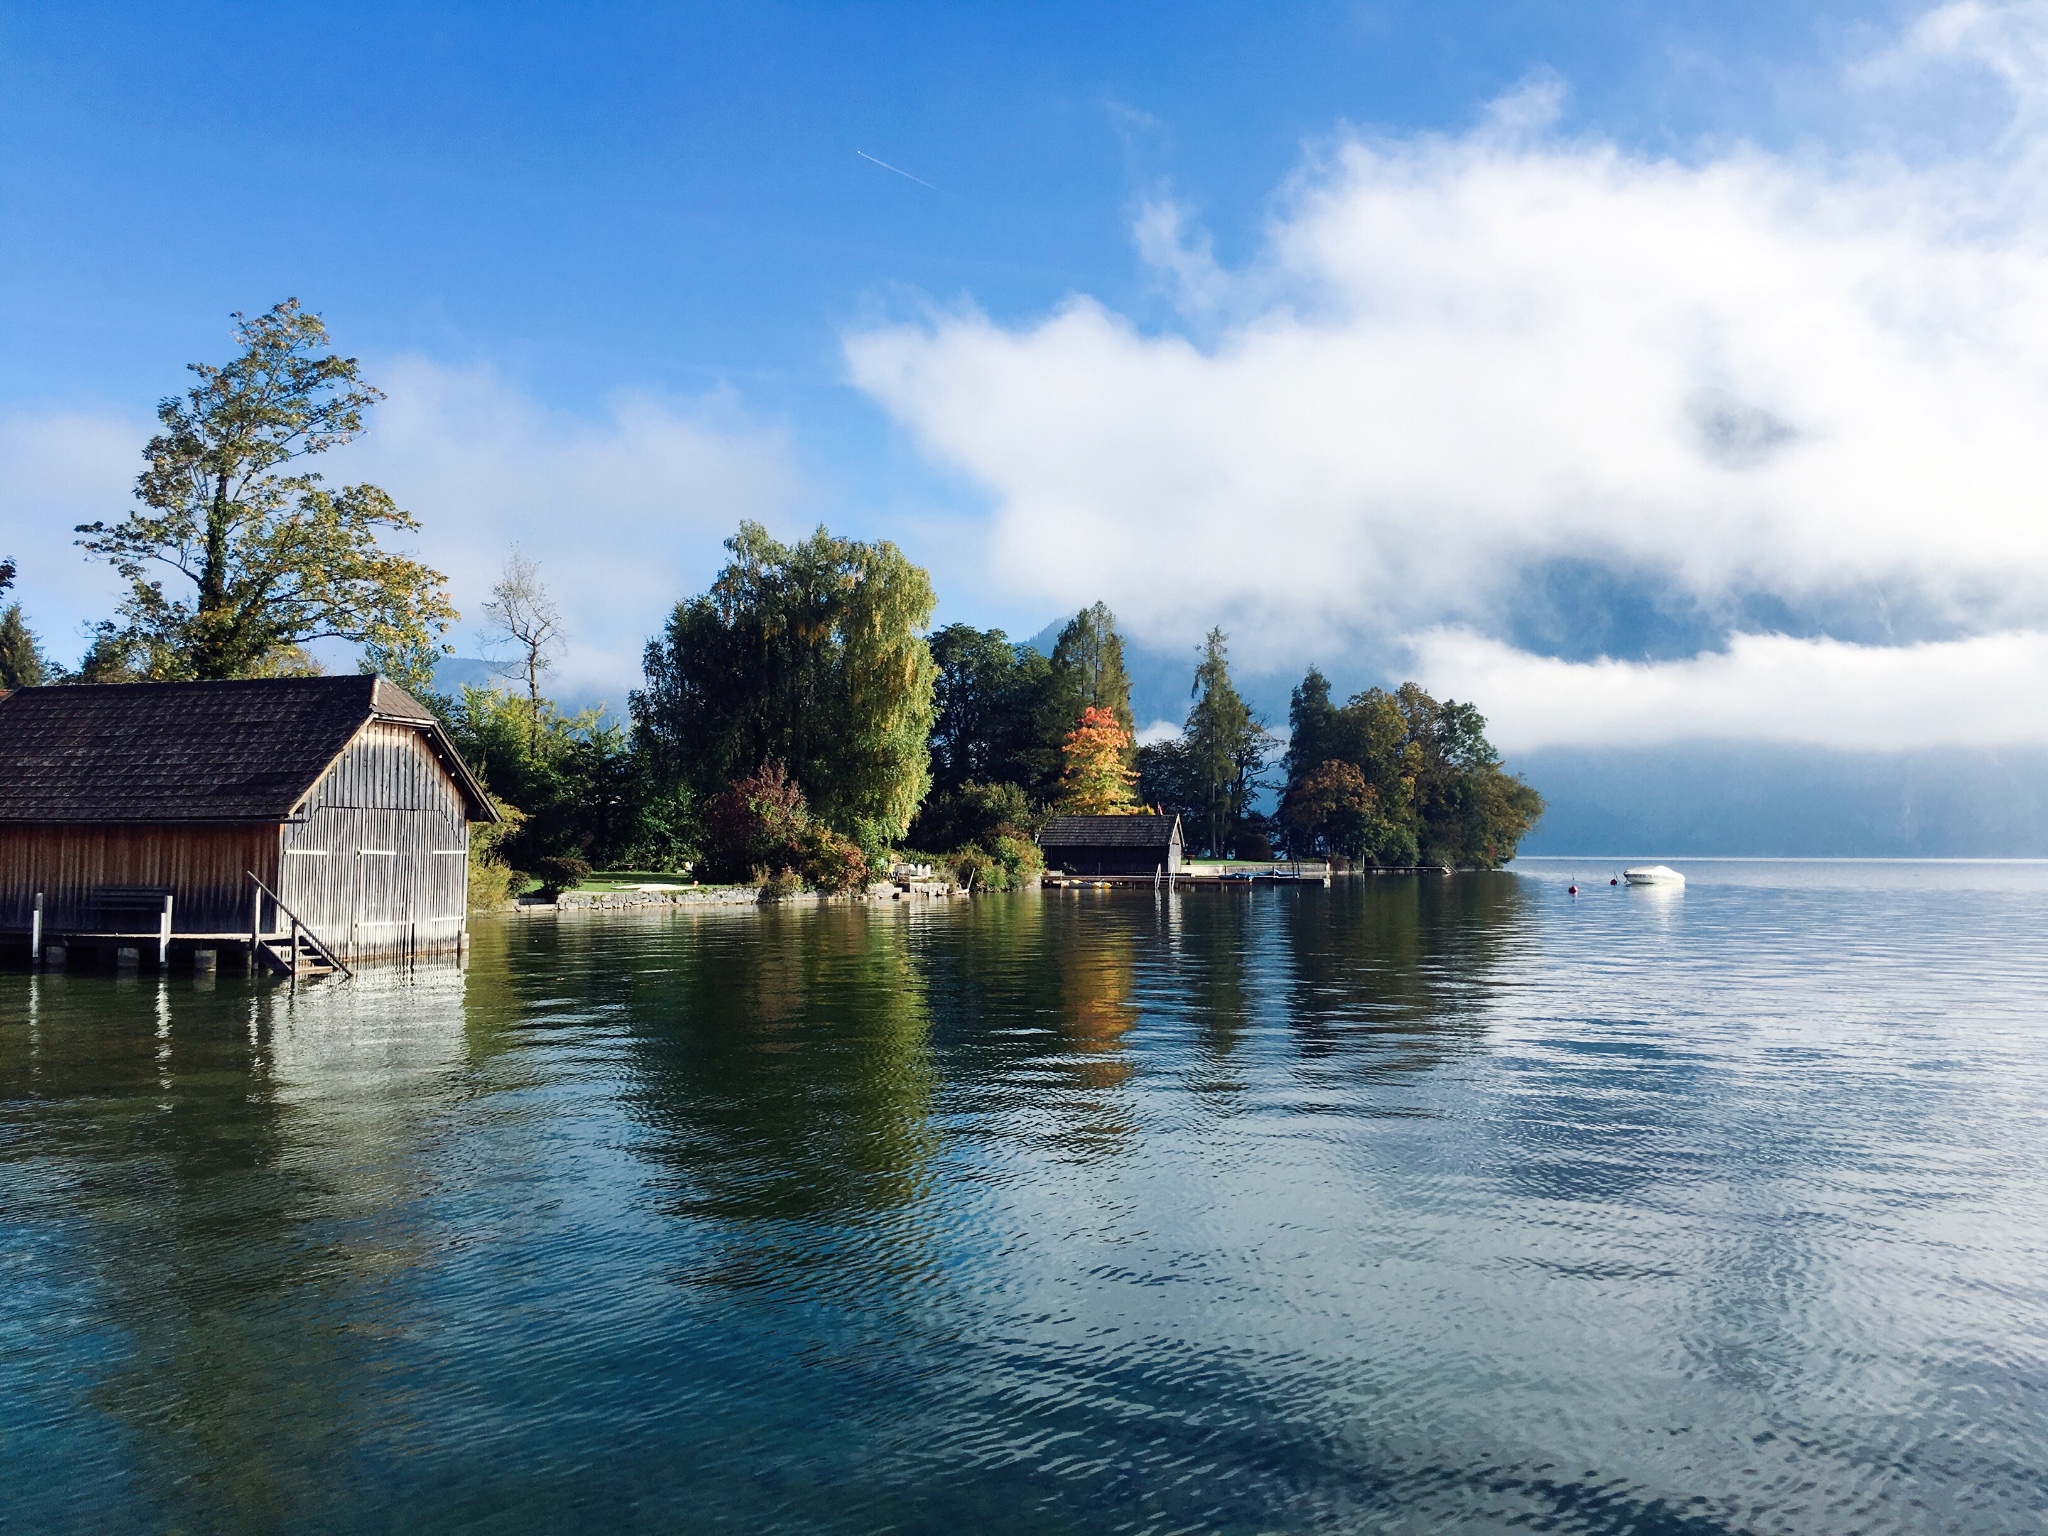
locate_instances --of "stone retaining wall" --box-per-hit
[502,879,962,915]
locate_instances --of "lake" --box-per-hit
[4,862,2046,1534]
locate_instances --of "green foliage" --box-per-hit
[359,633,453,714]
[1278,758,1412,864]
[950,833,1044,892]
[922,603,1132,812]
[635,522,937,855]
[1172,628,1275,856]
[927,624,1055,797]
[0,560,47,688]
[911,780,1034,854]
[1036,602,1134,777]
[1276,676,1542,866]
[530,855,593,898]
[444,684,691,872]
[74,300,455,681]
[467,797,525,911]
[0,604,49,688]
[701,761,870,892]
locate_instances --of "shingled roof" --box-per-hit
[1038,813,1181,849]
[0,676,495,823]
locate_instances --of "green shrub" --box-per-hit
[952,833,1043,892]
[797,823,870,893]
[705,761,871,893]
[468,796,525,911]
[531,854,593,897]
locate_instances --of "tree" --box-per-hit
[0,558,50,687]
[481,549,563,749]
[1038,602,1134,761]
[926,623,1053,796]
[1285,666,1337,785]
[1278,759,1399,861]
[634,522,937,855]
[1184,628,1272,856]
[1056,706,1141,815]
[75,299,455,681]
[1272,671,1543,867]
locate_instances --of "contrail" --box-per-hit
[856,149,937,191]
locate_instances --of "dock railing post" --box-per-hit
[31,892,42,969]
[249,881,262,974]
[159,893,173,970]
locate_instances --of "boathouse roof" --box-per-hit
[0,675,496,824]
[1038,813,1182,849]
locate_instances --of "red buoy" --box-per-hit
[1567,884,1578,896]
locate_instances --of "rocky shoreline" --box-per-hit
[499,878,964,915]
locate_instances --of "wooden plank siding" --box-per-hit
[279,722,470,960]
[0,823,280,933]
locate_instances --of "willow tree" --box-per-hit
[635,522,937,853]
[75,300,455,681]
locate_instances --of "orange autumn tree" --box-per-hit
[1056,706,1140,815]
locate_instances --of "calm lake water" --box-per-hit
[4,862,2046,1534]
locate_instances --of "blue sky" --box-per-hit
[4,2,1910,407]
[7,0,2046,755]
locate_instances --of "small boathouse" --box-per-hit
[0,676,496,973]
[1038,813,1184,877]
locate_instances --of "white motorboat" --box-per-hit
[1623,865,1685,887]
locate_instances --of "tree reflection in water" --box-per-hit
[617,904,941,1304]
[1282,874,1530,1070]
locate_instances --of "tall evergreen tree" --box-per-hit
[0,605,48,688]
[0,559,49,688]
[1183,628,1272,857]
[1285,666,1338,784]
[1039,601,1133,748]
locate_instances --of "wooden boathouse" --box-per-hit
[0,676,496,974]
[1039,813,1185,877]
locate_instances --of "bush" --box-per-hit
[754,867,804,902]
[798,822,870,893]
[704,761,872,892]
[531,854,593,897]
[952,832,1043,892]
[468,796,526,911]
[701,763,810,882]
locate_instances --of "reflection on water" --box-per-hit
[5,870,2048,1533]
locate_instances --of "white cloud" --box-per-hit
[845,5,2048,745]
[335,359,800,701]
[1411,627,2048,752]
[0,363,800,697]
[0,409,150,651]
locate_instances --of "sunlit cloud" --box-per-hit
[336,359,800,701]
[847,3,2048,745]
[1411,627,2048,752]
[0,361,801,697]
